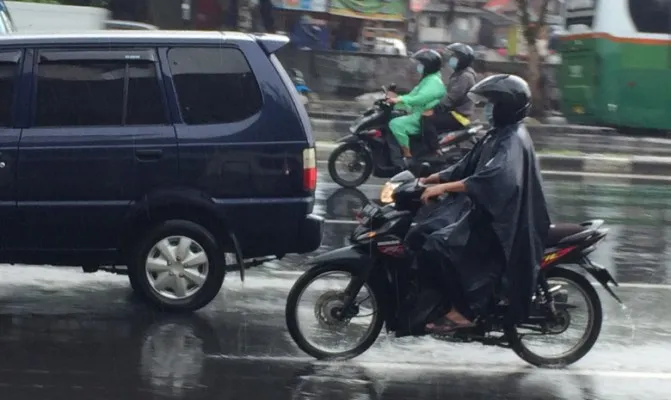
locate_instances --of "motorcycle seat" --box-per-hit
[546,220,606,247]
[546,223,588,247]
[416,154,445,163]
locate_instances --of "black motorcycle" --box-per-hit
[327,85,481,188]
[285,168,622,368]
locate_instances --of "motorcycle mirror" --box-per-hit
[419,162,431,178]
[389,83,397,92]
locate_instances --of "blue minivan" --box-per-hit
[0,31,323,311]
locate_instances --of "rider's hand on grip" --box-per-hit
[420,173,440,185]
[420,184,445,204]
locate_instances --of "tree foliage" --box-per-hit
[517,0,552,45]
[515,0,552,116]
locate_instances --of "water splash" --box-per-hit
[617,302,637,341]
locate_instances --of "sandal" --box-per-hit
[425,316,476,334]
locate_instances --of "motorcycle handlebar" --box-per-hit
[380,83,398,98]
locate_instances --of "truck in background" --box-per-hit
[2,1,158,33]
[5,1,109,32]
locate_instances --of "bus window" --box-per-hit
[628,0,671,34]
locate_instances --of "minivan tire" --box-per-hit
[128,220,226,312]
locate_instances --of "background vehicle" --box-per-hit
[373,37,407,56]
[103,20,159,30]
[327,85,481,188]
[290,68,313,106]
[559,0,671,132]
[0,32,322,313]
[5,0,109,31]
[285,169,621,367]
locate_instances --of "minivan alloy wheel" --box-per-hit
[130,220,226,312]
[145,235,210,300]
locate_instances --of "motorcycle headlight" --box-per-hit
[380,182,399,204]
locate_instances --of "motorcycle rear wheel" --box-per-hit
[285,263,385,360]
[506,267,603,368]
[327,142,373,188]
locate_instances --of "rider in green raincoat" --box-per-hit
[388,49,446,167]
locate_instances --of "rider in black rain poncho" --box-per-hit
[407,74,551,333]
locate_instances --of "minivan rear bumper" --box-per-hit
[221,200,324,258]
[293,214,324,254]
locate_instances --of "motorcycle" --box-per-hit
[327,84,482,188]
[285,167,622,368]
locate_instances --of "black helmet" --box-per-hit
[468,74,531,127]
[445,42,474,70]
[410,49,442,76]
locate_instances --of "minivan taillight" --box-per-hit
[303,147,317,192]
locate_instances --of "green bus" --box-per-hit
[559,0,671,132]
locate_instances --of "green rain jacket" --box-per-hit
[389,72,447,147]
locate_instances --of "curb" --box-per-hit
[313,141,671,182]
[309,118,671,157]
[309,114,615,133]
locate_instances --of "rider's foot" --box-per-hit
[425,310,475,334]
[446,309,469,322]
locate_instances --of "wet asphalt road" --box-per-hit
[3,168,671,399]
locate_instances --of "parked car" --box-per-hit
[0,31,323,312]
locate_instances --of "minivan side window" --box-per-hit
[34,59,167,127]
[126,63,169,125]
[0,61,18,127]
[36,61,124,127]
[167,47,263,125]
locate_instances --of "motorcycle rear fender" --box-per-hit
[304,245,372,268]
[336,134,361,143]
[579,258,623,304]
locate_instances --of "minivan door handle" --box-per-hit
[135,149,163,161]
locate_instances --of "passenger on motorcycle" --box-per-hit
[386,49,446,168]
[407,74,551,334]
[422,43,477,151]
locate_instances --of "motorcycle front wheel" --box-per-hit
[327,142,373,188]
[505,267,603,368]
[285,264,385,360]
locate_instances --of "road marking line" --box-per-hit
[609,282,671,289]
[543,170,671,181]
[207,355,671,379]
[317,182,384,189]
[266,263,671,290]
